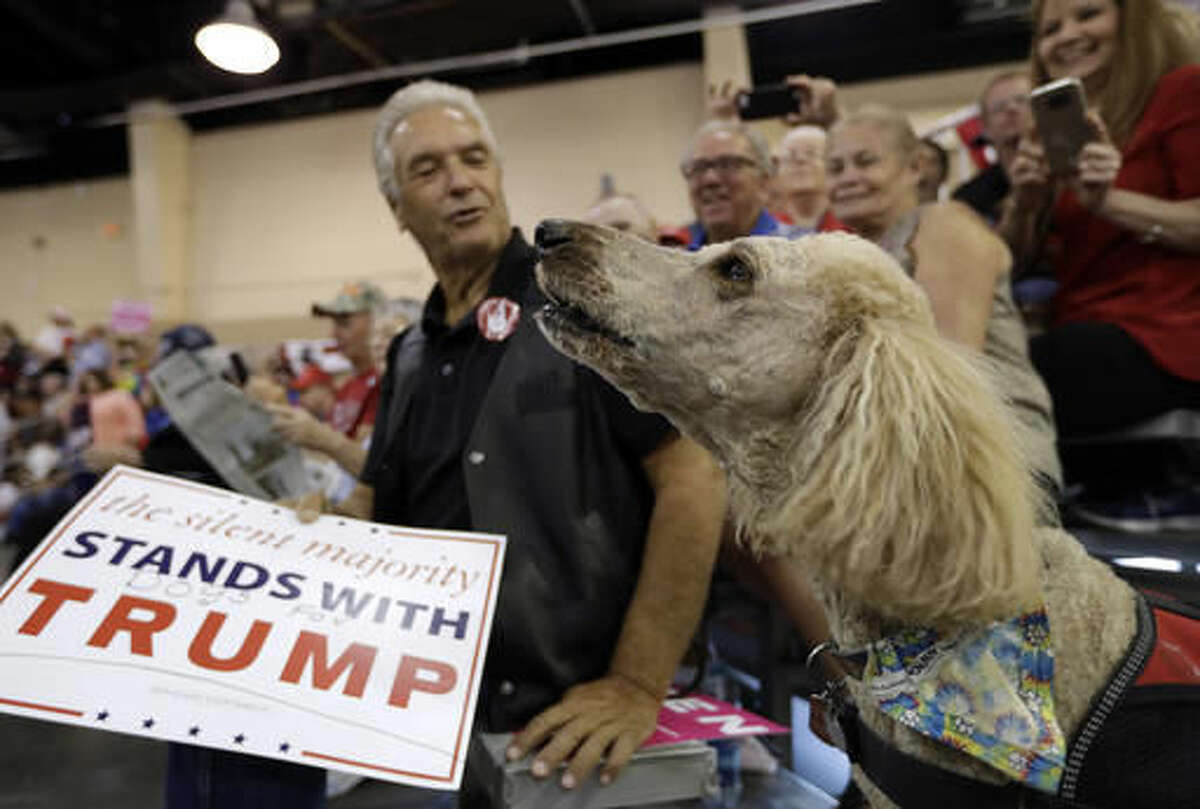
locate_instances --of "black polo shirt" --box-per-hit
[953,163,1011,225]
[362,229,672,530]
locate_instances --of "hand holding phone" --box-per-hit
[1029,78,1093,175]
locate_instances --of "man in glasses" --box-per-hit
[954,71,1033,224]
[681,120,798,249]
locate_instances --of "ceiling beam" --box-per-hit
[566,0,597,36]
[323,19,390,67]
[0,0,114,69]
[87,0,882,126]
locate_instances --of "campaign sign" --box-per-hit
[645,695,789,747]
[0,466,506,790]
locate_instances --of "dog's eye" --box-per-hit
[719,259,753,284]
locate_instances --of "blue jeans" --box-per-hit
[165,743,326,809]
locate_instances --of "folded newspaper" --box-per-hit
[147,350,309,500]
[468,733,716,809]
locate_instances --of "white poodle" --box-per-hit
[533,220,1190,809]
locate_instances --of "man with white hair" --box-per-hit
[332,79,724,799]
[770,124,839,231]
[682,119,796,248]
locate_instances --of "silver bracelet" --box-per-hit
[1139,223,1164,244]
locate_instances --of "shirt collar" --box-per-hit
[420,228,534,335]
[686,209,780,250]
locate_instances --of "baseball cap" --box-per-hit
[291,364,334,391]
[311,281,387,317]
[154,324,216,364]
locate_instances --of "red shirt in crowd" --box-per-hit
[1047,64,1200,381]
[328,368,380,439]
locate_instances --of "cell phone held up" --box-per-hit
[1029,77,1093,175]
[735,84,805,121]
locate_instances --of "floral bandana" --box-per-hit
[863,609,1066,793]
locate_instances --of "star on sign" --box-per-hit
[142,718,155,729]
[234,734,245,744]
[96,711,109,721]
[279,742,290,753]
[189,726,201,737]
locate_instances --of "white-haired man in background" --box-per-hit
[308,80,725,802]
[681,119,798,248]
[770,124,839,231]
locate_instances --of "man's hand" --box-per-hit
[784,74,840,128]
[266,403,331,453]
[505,674,661,789]
[276,490,328,524]
[706,79,742,121]
[82,444,143,473]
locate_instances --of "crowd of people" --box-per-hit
[2,0,1199,806]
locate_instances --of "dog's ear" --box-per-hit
[756,317,1042,627]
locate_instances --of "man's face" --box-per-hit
[684,131,768,243]
[773,129,826,195]
[981,76,1032,160]
[388,105,511,268]
[331,311,372,361]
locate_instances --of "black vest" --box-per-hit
[372,300,656,731]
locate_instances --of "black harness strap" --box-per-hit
[839,707,1098,809]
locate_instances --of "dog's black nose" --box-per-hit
[535,219,573,250]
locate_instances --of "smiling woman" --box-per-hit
[999,0,1200,445]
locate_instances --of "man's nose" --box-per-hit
[444,159,473,193]
[696,169,725,189]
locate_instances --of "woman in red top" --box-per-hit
[1002,0,1200,438]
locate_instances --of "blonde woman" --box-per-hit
[1001,0,1200,440]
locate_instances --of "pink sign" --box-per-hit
[643,695,789,748]
[109,300,153,335]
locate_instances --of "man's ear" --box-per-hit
[390,199,408,235]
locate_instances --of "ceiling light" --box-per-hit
[195,0,280,75]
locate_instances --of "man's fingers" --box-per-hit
[562,724,618,788]
[508,704,569,762]
[295,491,325,523]
[599,732,640,785]
[531,717,597,777]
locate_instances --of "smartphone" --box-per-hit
[736,84,804,121]
[1029,78,1092,175]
